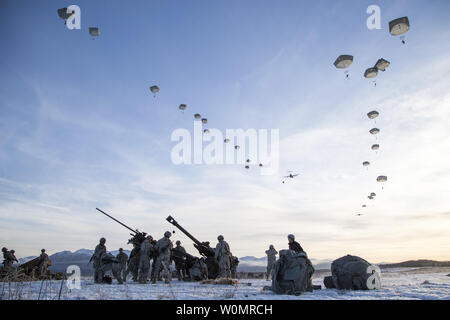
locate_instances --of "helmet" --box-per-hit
[100,237,106,243]
[1,247,7,252]
[10,250,15,254]
[217,235,224,241]
[146,235,153,240]
[269,244,274,249]
[41,249,45,252]
[164,231,172,238]
[119,248,123,251]
[288,234,295,241]
[176,240,181,245]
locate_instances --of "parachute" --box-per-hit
[179,104,187,111]
[334,55,353,79]
[324,255,379,290]
[370,192,376,197]
[371,144,380,150]
[363,161,370,167]
[201,118,208,124]
[389,17,410,44]
[194,113,202,120]
[224,139,230,143]
[369,128,380,135]
[234,145,240,150]
[334,55,353,69]
[368,196,374,200]
[259,163,263,167]
[375,58,390,72]
[364,67,378,78]
[362,205,366,208]
[367,110,379,119]
[203,129,210,134]
[377,176,388,182]
[89,27,100,37]
[245,165,250,169]
[149,85,159,97]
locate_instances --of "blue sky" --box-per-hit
[1,0,450,261]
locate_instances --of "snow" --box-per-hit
[2,267,449,300]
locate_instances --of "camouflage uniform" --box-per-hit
[116,249,128,282]
[2,248,15,271]
[230,256,239,279]
[138,238,154,284]
[172,241,187,281]
[152,232,173,284]
[265,245,278,280]
[214,235,232,278]
[39,249,50,276]
[93,238,107,283]
[125,246,139,282]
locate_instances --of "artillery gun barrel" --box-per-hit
[166,215,203,247]
[96,208,137,234]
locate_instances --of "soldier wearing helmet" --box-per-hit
[288,234,304,253]
[138,236,155,284]
[152,232,173,284]
[92,237,107,283]
[172,240,187,281]
[116,248,128,282]
[2,247,15,271]
[39,248,50,277]
[214,235,232,278]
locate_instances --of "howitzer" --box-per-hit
[166,215,219,279]
[96,208,147,247]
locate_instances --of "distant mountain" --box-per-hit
[379,260,450,269]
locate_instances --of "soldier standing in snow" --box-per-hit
[152,231,173,284]
[172,240,187,281]
[2,247,15,271]
[214,235,232,278]
[39,249,50,276]
[92,237,107,283]
[116,248,128,282]
[265,245,278,280]
[138,236,154,284]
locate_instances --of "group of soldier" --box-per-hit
[2,247,51,277]
[91,230,239,285]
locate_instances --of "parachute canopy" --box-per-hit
[389,17,410,36]
[194,113,201,120]
[370,192,376,197]
[367,110,379,119]
[375,58,390,72]
[201,118,208,124]
[377,175,388,182]
[364,67,378,78]
[179,104,187,111]
[370,128,380,135]
[203,129,210,134]
[372,144,380,150]
[89,27,100,37]
[224,138,230,143]
[57,8,74,20]
[149,85,159,93]
[363,161,370,167]
[334,55,354,69]
[234,145,240,150]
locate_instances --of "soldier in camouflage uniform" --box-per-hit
[93,237,107,283]
[138,236,154,284]
[125,244,139,282]
[9,250,18,264]
[265,244,278,280]
[116,248,128,282]
[152,231,173,284]
[172,240,187,281]
[230,255,239,279]
[214,235,232,278]
[2,247,15,271]
[39,249,50,276]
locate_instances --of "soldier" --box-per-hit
[172,240,187,281]
[125,244,139,282]
[230,256,239,279]
[116,248,128,282]
[39,249,50,276]
[288,234,304,253]
[2,247,15,271]
[92,237,107,283]
[10,250,19,264]
[214,235,232,278]
[138,236,154,284]
[265,245,278,280]
[152,231,173,284]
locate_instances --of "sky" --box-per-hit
[1,0,450,262]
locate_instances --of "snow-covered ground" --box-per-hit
[1,267,449,300]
